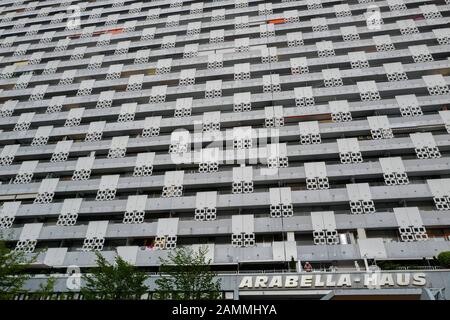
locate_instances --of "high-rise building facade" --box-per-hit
[0,0,450,300]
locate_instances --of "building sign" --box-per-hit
[238,273,427,290]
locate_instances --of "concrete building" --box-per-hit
[0,0,450,299]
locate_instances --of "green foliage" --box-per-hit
[81,252,148,300]
[155,246,221,300]
[377,261,403,270]
[288,257,297,271]
[33,276,56,300]
[437,251,450,268]
[0,239,36,300]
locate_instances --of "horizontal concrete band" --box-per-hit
[1,17,447,87]
[2,30,448,105]
[3,69,448,132]
[19,240,450,267]
[5,208,450,242]
[2,62,449,134]
[1,143,450,187]
[0,0,436,48]
[3,182,443,219]
[0,0,350,31]
[1,132,449,184]
[0,104,447,148]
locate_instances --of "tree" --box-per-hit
[81,252,148,300]
[34,276,56,300]
[288,256,297,271]
[155,246,221,300]
[0,239,37,300]
[437,251,450,268]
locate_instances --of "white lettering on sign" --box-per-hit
[300,275,312,287]
[254,276,268,288]
[380,273,395,287]
[285,275,298,288]
[314,275,325,287]
[238,273,427,289]
[364,273,379,287]
[268,276,283,288]
[397,273,410,286]
[239,276,252,288]
[336,274,352,287]
[412,273,426,286]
